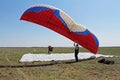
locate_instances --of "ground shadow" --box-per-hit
[65,58,95,64]
[0,63,56,68]
[0,58,95,68]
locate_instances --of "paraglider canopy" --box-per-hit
[20,4,99,54]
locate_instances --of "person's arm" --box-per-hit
[74,43,76,46]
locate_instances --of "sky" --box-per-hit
[0,0,120,47]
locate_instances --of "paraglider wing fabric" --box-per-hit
[20,4,99,54]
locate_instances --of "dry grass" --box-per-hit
[0,47,120,80]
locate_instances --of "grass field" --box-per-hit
[0,47,120,80]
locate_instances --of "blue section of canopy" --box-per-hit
[92,34,99,46]
[25,6,51,13]
[24,6,68,28]
[53,10,68,28]
[75,29,99,46]
[75,29,90,35]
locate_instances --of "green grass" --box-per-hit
[0,47,120,80]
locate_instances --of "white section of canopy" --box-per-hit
[19,53,114,62]
[30,4,86,32]
[59,7,86,32]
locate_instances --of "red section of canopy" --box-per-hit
[20,10,98,54]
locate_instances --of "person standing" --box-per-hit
[48,45,53,54]
[74,43,79,62]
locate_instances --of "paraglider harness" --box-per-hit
[98,58,115,64]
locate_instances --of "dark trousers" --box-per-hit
[75,50,79,62]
